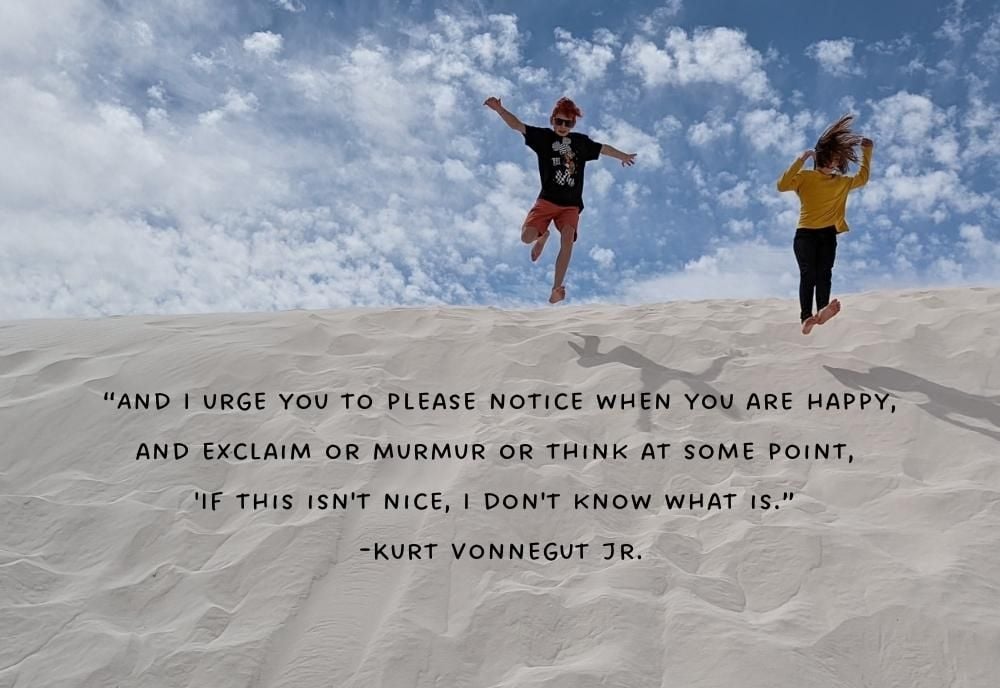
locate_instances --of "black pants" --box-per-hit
[793,227,837,323]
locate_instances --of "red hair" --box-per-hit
[551,97,583,121]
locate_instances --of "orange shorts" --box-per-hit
[522,198,580,241]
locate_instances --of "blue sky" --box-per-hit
[1,0,998,318]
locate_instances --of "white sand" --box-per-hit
[2,286,999,687]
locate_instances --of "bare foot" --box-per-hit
[801,315,819,335]
[549,285,566,304]
[531,232,549,262]
[816,299,841,325]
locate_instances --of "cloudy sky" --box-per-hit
[1,0,998,319]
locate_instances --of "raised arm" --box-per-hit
[849,139,874,189]
[600,144,637,167]
[483,97,525,134]
[777,150,812,191]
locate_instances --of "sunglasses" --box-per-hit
[553,117,575,127]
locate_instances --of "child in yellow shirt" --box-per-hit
[777,114,874,334]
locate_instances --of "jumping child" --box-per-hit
[484,96,636,304]
[777,114,874,334]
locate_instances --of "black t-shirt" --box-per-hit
[523,125,603,210]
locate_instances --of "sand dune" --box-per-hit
[2,287,999,687]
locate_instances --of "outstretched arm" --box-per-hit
[600,144,637,167]
[777,150,812,191]
[849,139,873,189]
[483,97,526,134]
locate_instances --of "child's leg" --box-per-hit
[812,228,841,326]
[550,227,576,303]
[815,229,838,312]
[549,208,580,304]
[522,200,559,262]
[521,200,555,244]
[816,298,841,325]
[793,229,819,323]
[530,231,549,262]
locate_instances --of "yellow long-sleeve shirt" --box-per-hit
[776,146,872,233]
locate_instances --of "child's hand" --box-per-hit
[800,149,815,160]
[621,153,637,167]
[861,137,874,149]
[483,96,503,111]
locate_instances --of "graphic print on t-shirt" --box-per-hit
[523,125,602,210]
[552,138,577,186]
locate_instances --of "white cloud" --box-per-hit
[442,158,475,183]
[958,224,1000,262]
[589,246,616,268]
[130,20,154,47]
[621,241,795,302]
[654,115,683,138]
[686,162,708,191]
[622,27,774,101]
[639,1,684,34]
[622,39,672,85]
[402,13,522,77]
[0,0,101,72]
[867,91,960,168]
[274,0,306,12]
[288,66,331,102]
[976,14,1000,68]
[718,181,750,209]
[868,35,914,56]
[893,231,924,263]
[468,14,522,69]
[806,38,862,76]
[859,166,991,219]
[191,47,232,72]
[589,168,615,198]
[554,28,617,84]
[622,181,649,209]
[243,31,283,59]
[0,208,415,317]
[935,0,974,45]
[513,65,550,86]
[592,117,665,168]
[727,219,754,235]
[0,77,283,218]
[688,108,735,146]
[198,89,260,126]
[0,9,553,317]
[316,44,443,142]
[962,94,1000,163]
[922,225,1000,286]
[147,83,167,103]
[741,109,813,156]
[901,57,931,75]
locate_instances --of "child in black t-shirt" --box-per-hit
[485,96,636,304]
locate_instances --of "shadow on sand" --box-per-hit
[568,333,742,433]
[824,365,1000,443]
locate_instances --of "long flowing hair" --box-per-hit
[814,114,862,173]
